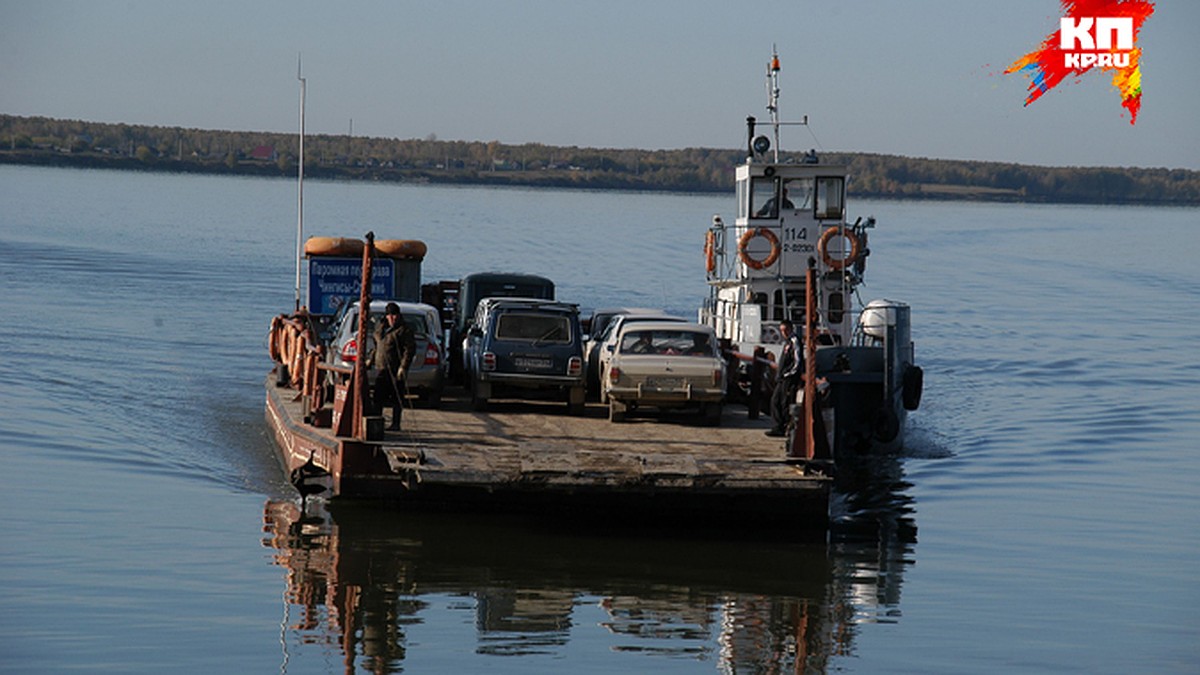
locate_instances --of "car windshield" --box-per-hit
[620,330,713,356]
[496,313,571,344]
[344,309,428,339]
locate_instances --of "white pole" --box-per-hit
[295,56,306,312]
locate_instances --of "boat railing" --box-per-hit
[268,312,332,421]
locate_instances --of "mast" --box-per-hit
[295,56,306,312]
[766,46,781,163]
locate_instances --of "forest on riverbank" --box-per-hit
[3,114,1198,205]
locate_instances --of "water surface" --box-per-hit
[1,165,1196,673]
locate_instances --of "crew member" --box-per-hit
[371,302,417,431]
[766,319,803,437]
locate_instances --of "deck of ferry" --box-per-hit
[266,376,832,532]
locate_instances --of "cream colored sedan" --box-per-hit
[602,321,726,425]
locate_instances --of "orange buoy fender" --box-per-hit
[376,239,428,260]
[304,236,364,257]
[817,227,861,271]
[737,227,780,270]
[704,231,717,274]
[268,316,282,362]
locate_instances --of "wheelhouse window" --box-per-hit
[496,313,570,343]
[750,177,778,218]
[783,177,814,211]
[815,177,845,220]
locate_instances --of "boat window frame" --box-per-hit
[782,177,814,213]
[750,176,779,219]
[814,176,845,220]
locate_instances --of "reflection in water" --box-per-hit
[263,463,916,673]
[831,453,920,627]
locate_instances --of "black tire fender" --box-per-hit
[902,365,923,411]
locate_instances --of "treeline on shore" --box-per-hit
[3,114,1198,205]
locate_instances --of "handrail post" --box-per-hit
[351,232,375,440]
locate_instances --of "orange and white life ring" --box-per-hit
[737,227,780,270]
[704,230,717,274]
[376,239,428,260]
[817,227,860,271]
[304,236,364,257]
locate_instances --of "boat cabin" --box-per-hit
[703,157,865,352]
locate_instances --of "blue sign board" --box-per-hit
[308,257,395,314]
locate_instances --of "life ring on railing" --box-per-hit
[290,332,306,386]
[704,231,717,274]
[817,227,861,271]
[738,227,780,270]
[376,239,427,260]
[278,324,291,365]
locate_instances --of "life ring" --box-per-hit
[376,239,427,260]
[738,227,780,270]
[704,231,716,274]
[817,227,860,271]
[304,236,364,257]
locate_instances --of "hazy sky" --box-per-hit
[3,0,1197,169]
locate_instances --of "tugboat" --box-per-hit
[700,49,922,459]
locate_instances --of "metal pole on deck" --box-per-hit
[802,264,818,460]
[788,263,819,460]
[294,57,306,312]
[351,232,375,440]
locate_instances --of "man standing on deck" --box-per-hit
[766,319,803,437]
[371,302,417,431]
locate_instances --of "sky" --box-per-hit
[2,0,1197,170]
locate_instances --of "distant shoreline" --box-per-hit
[6,150,1197,207]
[3,113,1198,206]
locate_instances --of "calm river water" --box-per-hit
[1,165,1197,673]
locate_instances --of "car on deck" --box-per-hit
[462,297,586,414]
[582,307,655,396]
[601,321,726,425]
[587,310,687,400]
[326,299,446,406]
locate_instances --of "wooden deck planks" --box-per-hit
[269,381,827,499]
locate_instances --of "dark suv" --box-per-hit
[463,297,585,414]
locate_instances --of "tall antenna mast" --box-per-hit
[766,45,782,162]
[295,55,306,312]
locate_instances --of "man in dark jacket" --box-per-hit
[766,319,803,437]
[371,302,417,430]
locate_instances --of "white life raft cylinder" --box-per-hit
[860,299,901,341]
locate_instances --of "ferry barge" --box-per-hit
[260,50,927,532]
[266,236,829,531]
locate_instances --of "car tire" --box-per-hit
[470,378,488,412]
[702,402,723,427]
[567,386,585,416]
[425,389,443,409]
[609,399,627,423]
